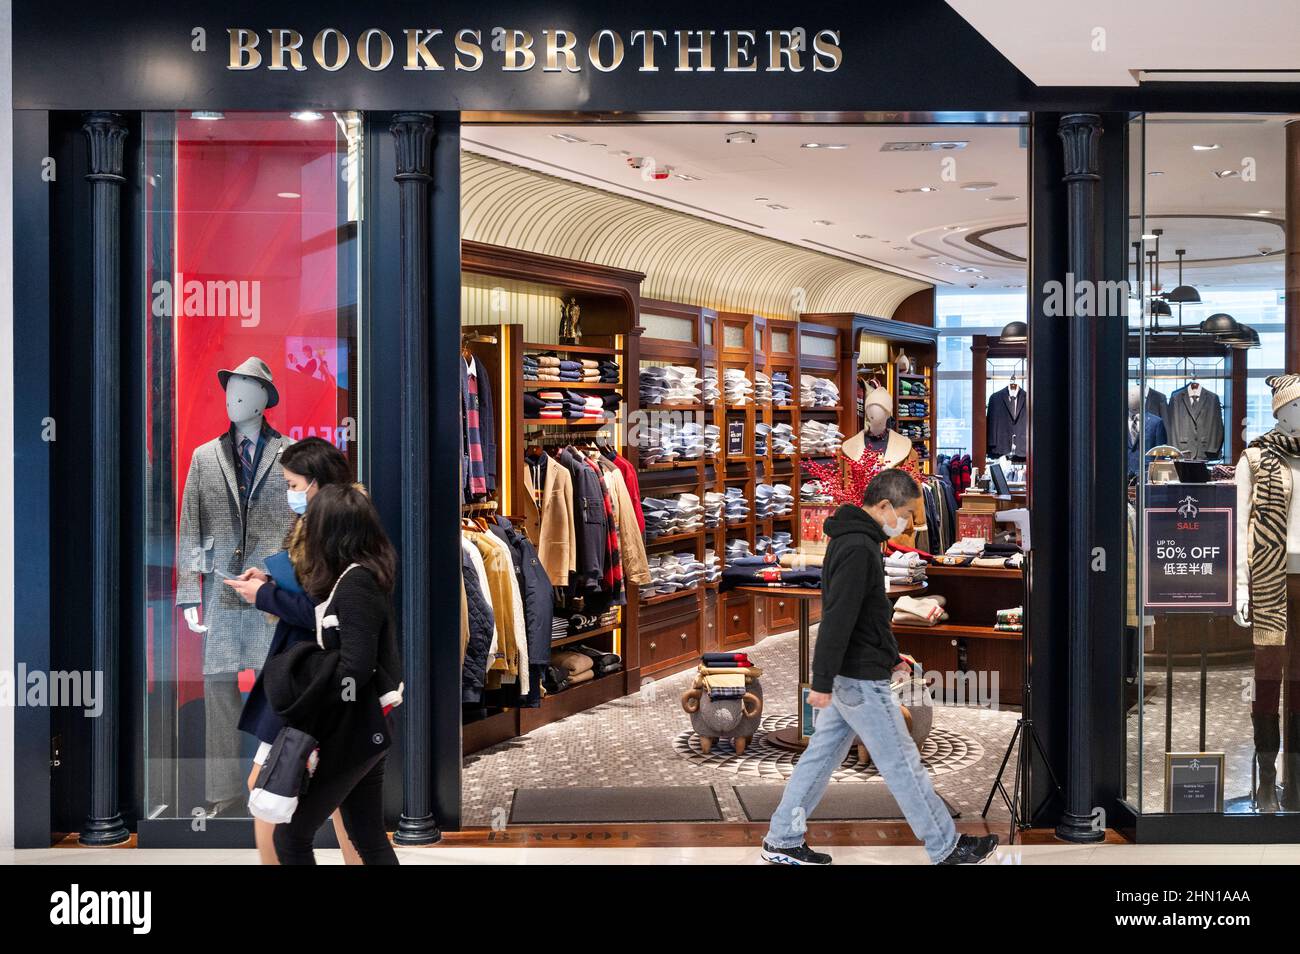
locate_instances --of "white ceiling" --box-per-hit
[946,0,1300,87]
[463,124,1031,289]
[463,115,1295,294]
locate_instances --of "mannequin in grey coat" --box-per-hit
[1165,382,1225,461]
[177,358,295,809]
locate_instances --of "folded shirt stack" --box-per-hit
[800,374,840,408]
[641,493,703,539]
[640,365,701,406]
[898,399,928,418]
[643,551,705,599]
[724,487,750,524]
[898,421,931,442]
[771,370,793,406]
[724,368,753,406]
[702,367,720,404]
[703,492,725,528]
[754,371,773,405]
[753,422,772,458]
[771,483,794,517]
[884,550,927,584]
[755,533,791,557]
[994,606,1024,633]
[591,358,620,384]
[703,549,721,584]
[892,594,948,627]
[638,418,706,463]
[726,537,753,561]
[799,419,844,456]
[754,483,776,520]
[770,422,796,456]
[801,480,832,504]
[703,423,721,458]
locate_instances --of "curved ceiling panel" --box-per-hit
[462,155,928,320]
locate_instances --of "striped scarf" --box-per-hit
[1246,429,1300,646]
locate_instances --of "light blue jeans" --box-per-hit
[765,675,958,863]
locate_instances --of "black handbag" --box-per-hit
[248,725,319,824]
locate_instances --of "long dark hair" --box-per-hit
[280,436,351,487]
[300,484,397,599]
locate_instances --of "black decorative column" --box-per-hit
[1056,113,1106,843]
[81,112,130,847]
[390,112,441,845]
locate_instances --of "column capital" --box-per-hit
[391,112,435,182]
[1058,113,1103,184]
[82,111,128,184]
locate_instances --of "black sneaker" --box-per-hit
[761,840,832,865]
[937,833,999,865]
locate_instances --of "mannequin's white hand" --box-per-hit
[183,606,208,634]
[1234,597,1250,629]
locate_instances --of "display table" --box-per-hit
[735,581,927,752]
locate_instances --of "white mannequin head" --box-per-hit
[1276,397,1300,438]
[1128,384,1141,414]
[225,374,270,432]
[865,404,889,438]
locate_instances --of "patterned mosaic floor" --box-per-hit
[462,626,1019,825]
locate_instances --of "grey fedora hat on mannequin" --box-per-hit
[217,356,280,408]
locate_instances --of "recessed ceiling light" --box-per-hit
[943,225,967,231]
[895,186,938,194]
[277,192,301,199]
[960,181,997,191]
[549,132,587,143]
[986,195,1019,202]
[1192,143,1221,151]
[1148,170,1165,176]
[1141,233,1157,240]
[291,111,323,122]
[190,111,224,121]
[1255,209,1273,214]
[854,234,872,239]
[893,245,909,251]
[588,142,607,148]
[754,196,769,202]
[766,203,790,212]
[726,130,757,144]
[1213,169,1239,178]
[812,219,834,226]
[801,142,848,150]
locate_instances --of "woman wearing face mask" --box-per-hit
[223,436,360,864]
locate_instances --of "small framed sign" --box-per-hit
[1165,752,1225,813]
[727,419,746,456]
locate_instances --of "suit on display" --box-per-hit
[1145,387,1170,432]
[986,385,1028,460]
[1127,412,1167,478]
[176,356,295,807]
[1165,383,1224,460]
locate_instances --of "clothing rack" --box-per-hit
[524,426,615,445]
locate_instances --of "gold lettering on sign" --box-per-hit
[587,29,624,72]
[503,29,535,71]
[544,30,580,72]
[725,30,757,71]
[358,28,394,71]
[455,29,484,71]
[312,28,350,72]
[766,29,803,72]
[269,28,306,71]
[228,28,261,70]
[404,29,445,71]
[812,30,842,72]
[630,30,668,72]
[675,30,714,72]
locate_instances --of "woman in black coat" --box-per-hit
[264,484,403,865]
[224,437,359,864]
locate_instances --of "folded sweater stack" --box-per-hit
[994,606,1023,633]
[892,594,948,627]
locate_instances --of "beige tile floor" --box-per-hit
[5,843,1298,865]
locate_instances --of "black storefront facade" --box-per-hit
[11,0,1300,849]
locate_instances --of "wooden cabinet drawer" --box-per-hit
[703,594,719,651]
[639,616,700,675]
[722,595,753,649]
[768,594,797,631]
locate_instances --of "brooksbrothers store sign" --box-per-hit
[226,27,844,74]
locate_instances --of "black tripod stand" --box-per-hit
[980,546,1063,843]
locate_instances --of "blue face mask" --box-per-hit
[287,481,314,515]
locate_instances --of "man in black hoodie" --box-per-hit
[760,470,998,865]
